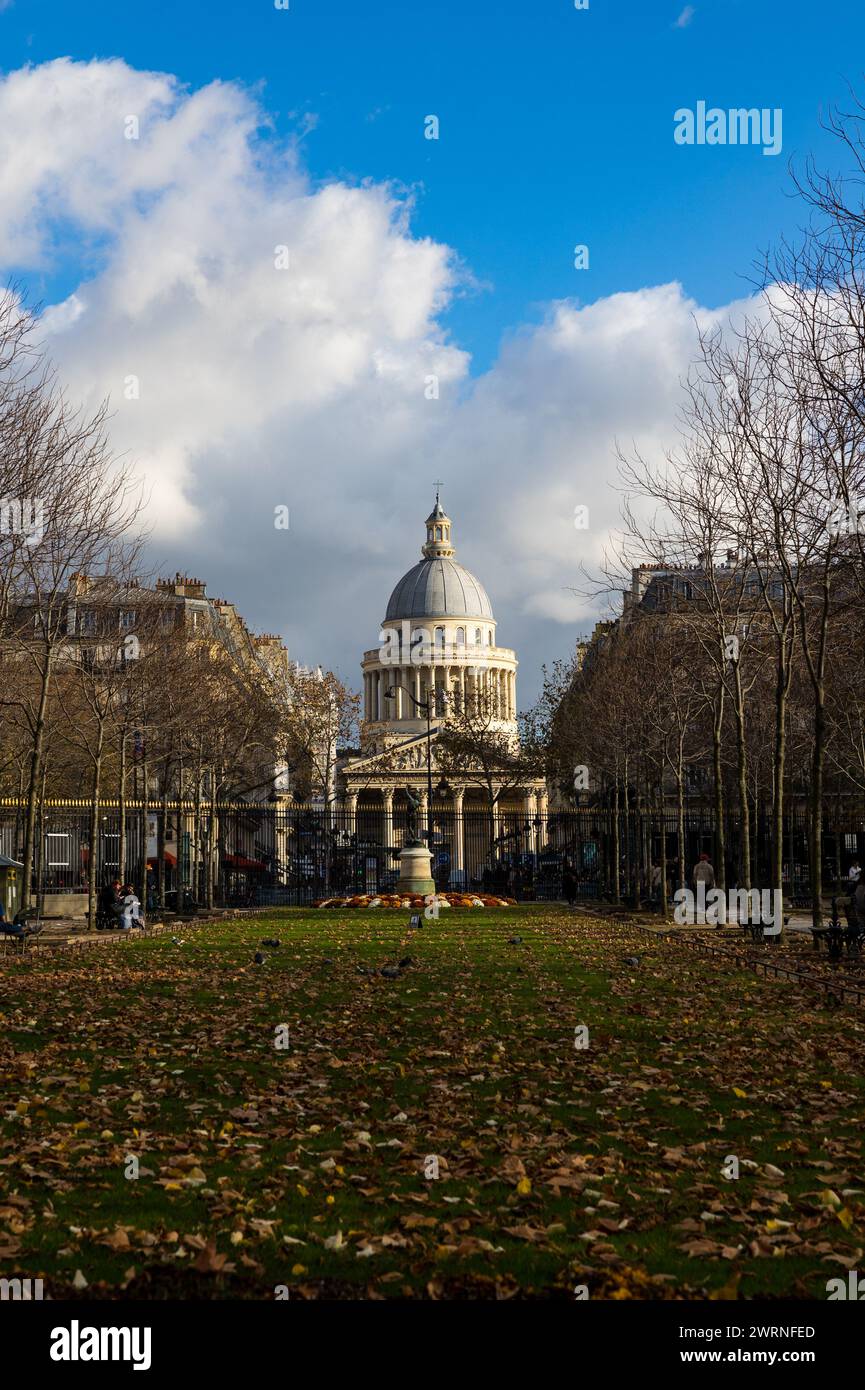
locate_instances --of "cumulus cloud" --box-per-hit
[0,57,751,701]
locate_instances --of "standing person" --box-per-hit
[562,863,577,907]
[650,862,662,905]
[848,859,861,886]
[691,852,716,924]
[691,853,716,891]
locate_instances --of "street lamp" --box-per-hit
[385,682,438,844]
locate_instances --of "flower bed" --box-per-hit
[312,892,515,909]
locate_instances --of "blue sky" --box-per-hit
[1,1,863,697]
[3,0,861,373]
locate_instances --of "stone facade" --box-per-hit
[339,495,547,885]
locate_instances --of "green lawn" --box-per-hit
[1,905,862,1300]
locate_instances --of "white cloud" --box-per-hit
[0,58,752,700]
[674,5,696,28]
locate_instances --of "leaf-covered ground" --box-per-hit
[1,906,862,1299]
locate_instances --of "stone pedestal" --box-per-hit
[396,843,435,896]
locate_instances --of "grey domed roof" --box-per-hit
[385,557,494,621]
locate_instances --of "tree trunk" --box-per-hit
[87,733,105,931]
[810,693,826,929]
[21,653,53,907]
[612,778,621,903]
[118,729,128,883]
[712,683,726,894]
[733,669,751,890]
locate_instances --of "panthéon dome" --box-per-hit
[384,495,494,622]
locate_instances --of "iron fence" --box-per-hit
[1,799,863,910]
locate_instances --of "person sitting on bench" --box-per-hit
[97,880,123,929]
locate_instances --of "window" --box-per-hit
[119,609,137,630]
[78,610,97,635]
[456,627,465,646]
[475,627,482,645]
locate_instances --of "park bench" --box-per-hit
[811,901,864,958]
[740,912,788,943]
[0,906,44,950]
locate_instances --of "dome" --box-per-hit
[385,557,494,622]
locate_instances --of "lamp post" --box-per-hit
[385,682,437,845]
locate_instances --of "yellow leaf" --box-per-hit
[837,1207,854,1230]
[291,1263,306,1275]
[296,1184,309,1198]
[516,1177,532,1196]
[732,1087,748,1099]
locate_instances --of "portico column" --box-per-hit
[345,791,358,836]
[453,788,465,885]
[524,791,537,853]
[382,788,394,852]
[537,787,549,842]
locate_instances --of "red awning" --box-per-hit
[146,851,177,867]
[225,853,265,871]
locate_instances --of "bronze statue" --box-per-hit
[404,786,424,845]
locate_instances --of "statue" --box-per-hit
[404,786,424,846]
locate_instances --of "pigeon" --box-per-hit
[356,965,373,975]
[623,956,640,967]
[254,951,266,965]
[260,938,281,948]
[508,936,523,945]
[323,957,334,965]
[380,966,401,979]
[171,937,180,945]
[398,956,413,969]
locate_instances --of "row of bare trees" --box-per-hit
[0,292,360,920]
[549,96,865,925]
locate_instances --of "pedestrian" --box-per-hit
[562,864,577,907]
[691,852,716,924]
[848,859,861,886]
[691,852,716,892]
